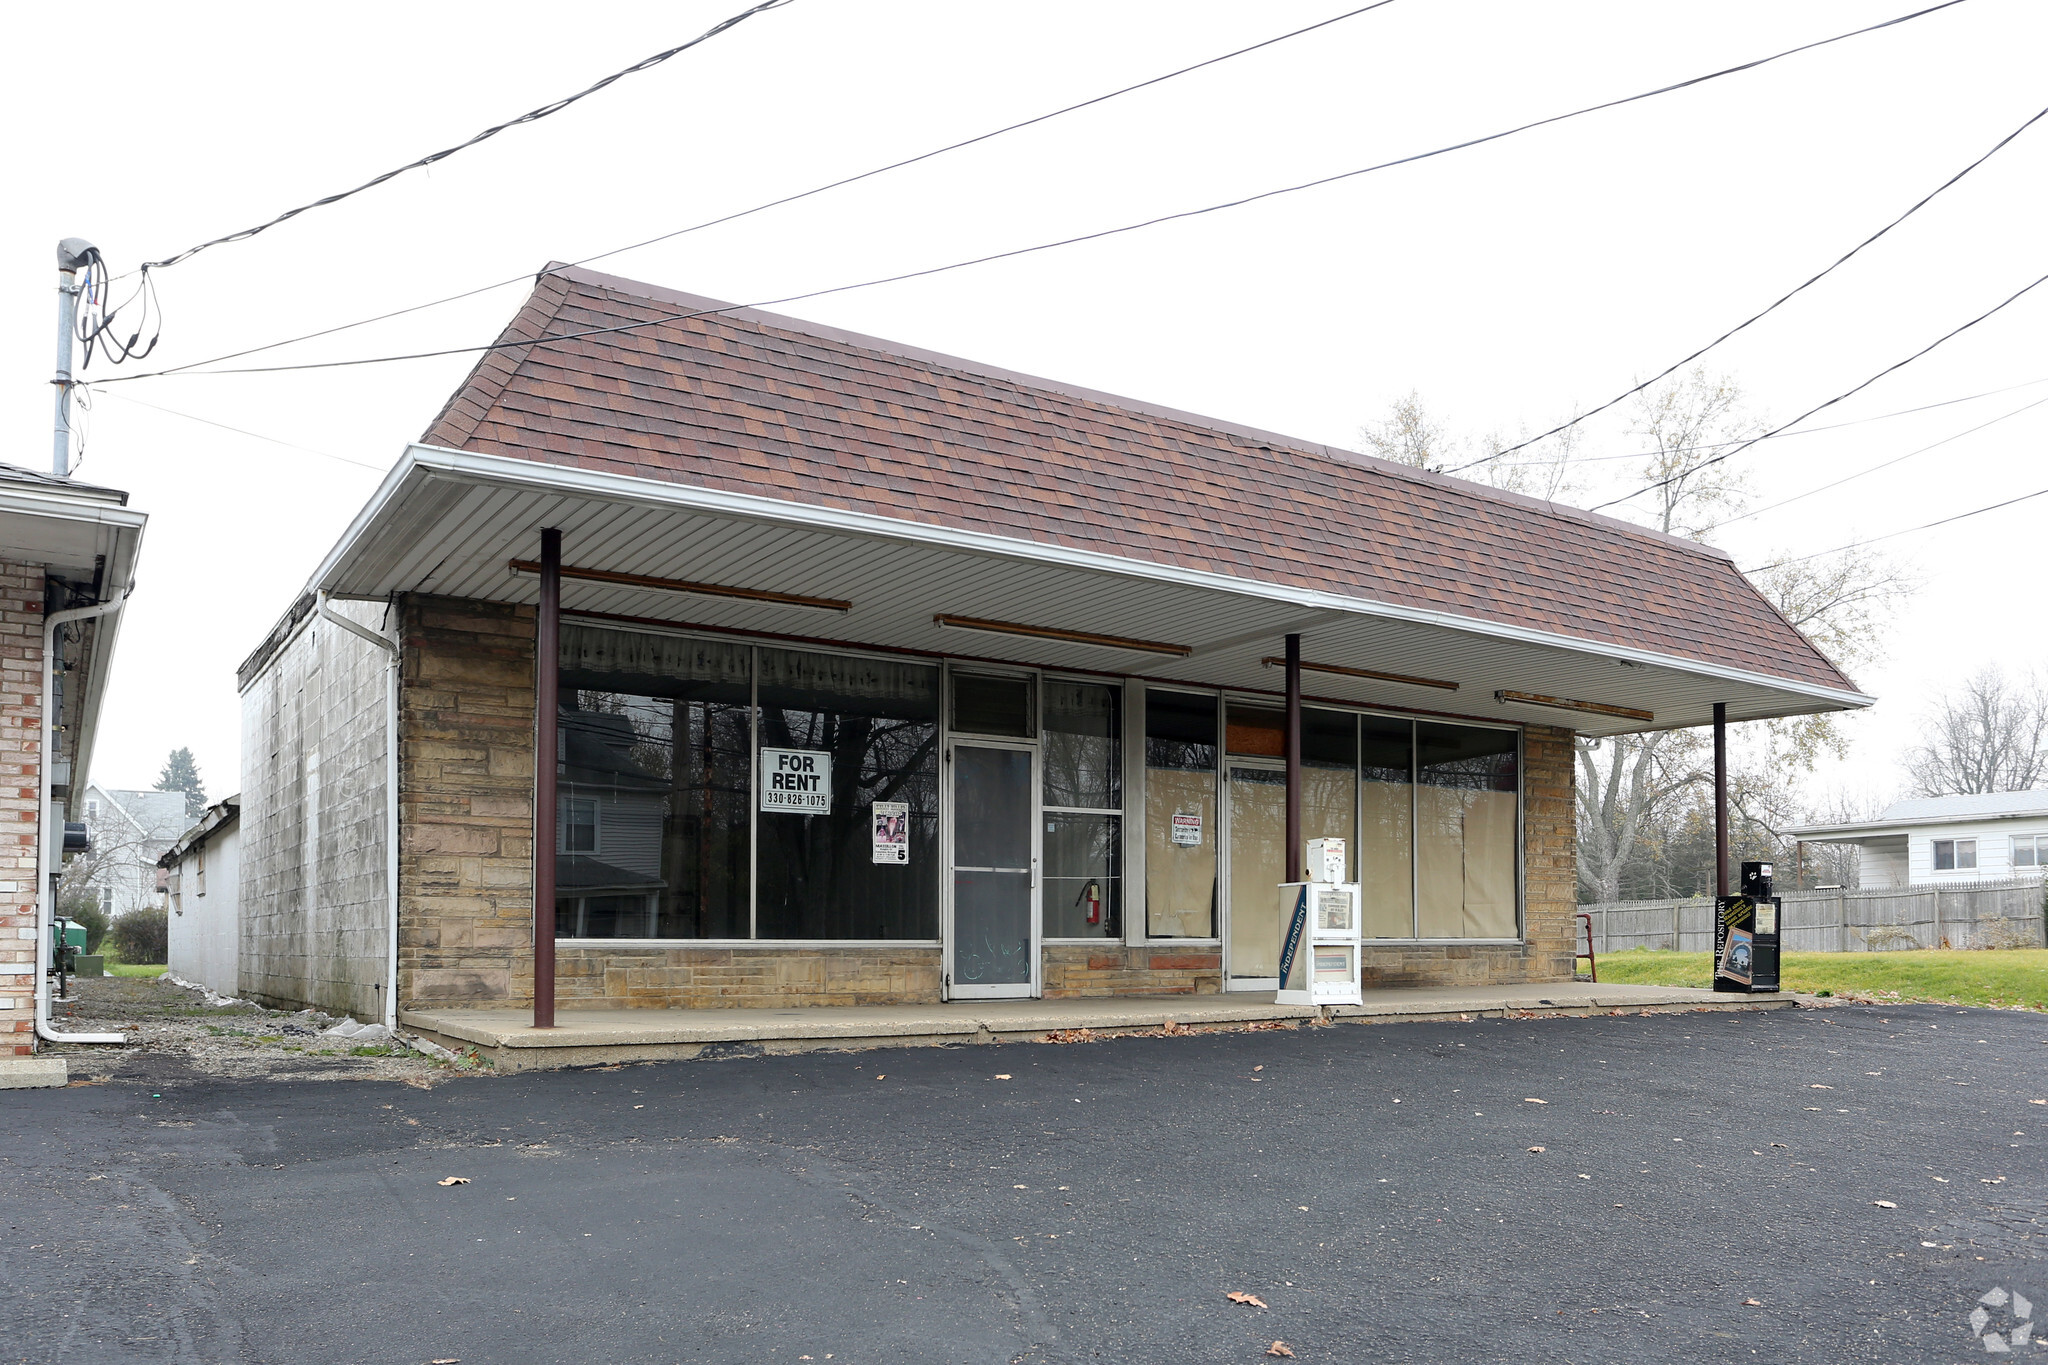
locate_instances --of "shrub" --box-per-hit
[1975,919,2040,951]
[109,906,169,965]
[57,892,109,954]
[1860,925,1920,952]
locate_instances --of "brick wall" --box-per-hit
[0,563,42,1053]
[1044,945,1221,997]
[395,595,538,1009]
[558,945,941,1008]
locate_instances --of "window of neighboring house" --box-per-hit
[97,886,114,914]
[562,796,599,855]
[2013,834,2048,869]
[1932,838,1978,872]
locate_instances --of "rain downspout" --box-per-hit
[316,592,401,1029]
[36,596,128,1045]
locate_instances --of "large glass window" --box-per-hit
[755,647,940,939]
[1415,723,1518,939]
[1223,707,1356,979]
[556,628,752,939]
[1042,682,1122,939]
[1358,719,1415,938]
[1145,690,1218,938]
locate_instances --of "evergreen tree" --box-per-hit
[155,747,206,819]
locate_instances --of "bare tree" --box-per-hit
[1357,390,1461,470]
[1625,367,1762,538]
[1905,667,2048,795]
[1359,391,1586,500]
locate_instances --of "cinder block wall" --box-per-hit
[0,563,43,1053]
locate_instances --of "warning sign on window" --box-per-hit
[1171,812,1203,847]
[761,748,832,814]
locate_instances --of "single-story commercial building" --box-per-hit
[1786,791,2048,888]
[236,265,1869,1025]
[162,794,241,998]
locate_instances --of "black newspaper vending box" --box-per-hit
[1714,861,1782,993]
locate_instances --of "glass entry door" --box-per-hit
[948,742,1039,997]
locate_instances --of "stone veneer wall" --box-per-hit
[0,562,42,1053]
[396,596,539,1009]
[392,594,1579,1010]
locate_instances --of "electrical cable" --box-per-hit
[1447,97,2048,475]
[1702,392,2048,531]
[135,0,795,274]
[1585,268,2048,513]
[1745,483,2048,572]
[89,389,391,472]
[98,0,1972,387]
[122,1,1402,380]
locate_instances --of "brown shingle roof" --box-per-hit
[421,265,1856,694]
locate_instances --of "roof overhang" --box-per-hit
[308,446,1873,739]
[1786,809,2048,840]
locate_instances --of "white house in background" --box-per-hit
[79,784,188,917]
[1785,791,2048,889]
[161,796,240,997]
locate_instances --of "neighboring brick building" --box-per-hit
[232,266,1869,1022]
[0,461,147,1066]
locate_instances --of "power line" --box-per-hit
[131,1,1402,380]
[1745,484,2048,573]
[1479,374,2048,466]
[1702,392,2048,530]
[1586,268,2048,513]
[101,0,1973,387]
[92,389,388,472]
[137,0,794,273]
[1446,97,2048,475]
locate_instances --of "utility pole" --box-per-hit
[53,238,95,477]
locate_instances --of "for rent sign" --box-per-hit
[760,748,832,814]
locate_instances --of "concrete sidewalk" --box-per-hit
[401,981,1792,1069]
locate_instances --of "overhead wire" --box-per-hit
[1446,97,2048,475]
[1702,392,2048,531]
[91,389,389,472]
[1745,484,2048,573]
[1585,268,2048,513]
[135,0,796,274]
[124,0,1403,380]
[98,0,1974,387]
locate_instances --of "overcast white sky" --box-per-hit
[5,0,2044,808]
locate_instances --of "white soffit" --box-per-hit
[312,446,1873,738]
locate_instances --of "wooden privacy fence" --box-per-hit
[1583,877,2048,955]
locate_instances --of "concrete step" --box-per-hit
[0,1057,68,1089]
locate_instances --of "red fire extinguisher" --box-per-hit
[1077,880,1102,926]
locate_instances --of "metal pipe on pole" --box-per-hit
[1712,701,1729,900]
[52,239,94,477]
[532,528,562,1029]
[1284,632,1302,883]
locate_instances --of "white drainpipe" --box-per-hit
[316,592,401,1028]
[36,596,128,1045]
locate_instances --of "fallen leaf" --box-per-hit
[994,1074,1012,1080]
[436,1177,470,1187]
[431,1359,461,1364]
[1809,1085,1833,1090]
[1227,1292,1269,1308]
[1524,1098,1548,1104]
[1527,1146,1546,1153]
[1014,1184,1028,1189]
[2031,1099,2046,1105]
[1742,1298,1761,1307]
[1576,1173,1591,1180]
[1770,1142,1787,1147]
[1253,1065,1264,1072]
[873,1075,885,1081]
[1266,1343,1295,1358]
[1872,1200,1897,1209]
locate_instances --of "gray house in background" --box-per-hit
[1786,791,2048,888]
[79,784,188,918]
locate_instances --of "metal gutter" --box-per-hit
[313,446,1876,714]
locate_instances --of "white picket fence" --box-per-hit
[1582,877,2048,955]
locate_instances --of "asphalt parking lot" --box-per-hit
[4,1001,2043,1364]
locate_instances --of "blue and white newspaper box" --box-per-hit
[1276,838,1363,1007]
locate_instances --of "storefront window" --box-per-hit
[1223,706,1356,980]
[1358,718,1415,937]
[1042,682,1121,938]
[755,647,940,939]
[556,628,752,939]
[1144,689,1217,938]
[1416,723,1518,939]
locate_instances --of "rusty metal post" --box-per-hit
[1712,701,1728,901]
[533,528,562,1029]
[1284,633,1302,883]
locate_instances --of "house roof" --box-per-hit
[160,795,241,867]
[417,265,1855,697]
[1785,789,2048,840]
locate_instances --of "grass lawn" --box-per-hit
[103,962,167,978]
[1596,947,2048,1011]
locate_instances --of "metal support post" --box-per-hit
[1284,633,1302,883]
[533,528,562,1029]
[1712,701,1728,901]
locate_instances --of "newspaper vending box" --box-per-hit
[1713,860,1782,993]
[1277,839,1363,1007]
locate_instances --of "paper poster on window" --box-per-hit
[872,801,909,864]
[760,748,832,814]
[1171,812,1203,847]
